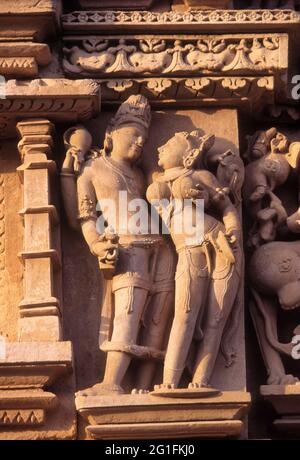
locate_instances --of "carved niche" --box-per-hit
[60,96,250,439]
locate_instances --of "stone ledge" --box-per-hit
[76,391,251,439]
[261,384,300,434]
[86,420,243,440]
[0,79,101,139]
[0,0,62,41]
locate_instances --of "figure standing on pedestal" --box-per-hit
[147,130,243,390]
[61,96,175,394]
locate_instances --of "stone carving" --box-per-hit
[101,76,274,109]
[0,43,52,78]
[62,9,300,30]
[244,128,300,385]
[61,96,175,394]
[63,35,285,77]
[147,129,243,390]
[0,79,101,139]
[243,128,291,248]
[0,410,43,426]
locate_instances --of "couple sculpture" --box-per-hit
[61,95,243,395]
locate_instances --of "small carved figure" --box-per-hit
[244,128,300,385]
[243,128,294,248]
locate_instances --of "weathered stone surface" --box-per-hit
[0,0,299,443]
[0,79,101,139]
[79,0,155,8]
[0,0,61,40]
[63,34,288,78]
[76,391,250,439]
[0,341,75,440]
[261,384,300,434]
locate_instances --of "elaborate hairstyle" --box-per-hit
[103,95,151,156]
[174,130,215,170]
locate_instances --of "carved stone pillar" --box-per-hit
[17,118,62,342]
[0,118,75,440]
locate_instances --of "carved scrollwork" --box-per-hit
[63,35,285,77]
[101,76,274,111]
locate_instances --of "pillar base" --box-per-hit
[0,341,76,440]
[261,384,300,436]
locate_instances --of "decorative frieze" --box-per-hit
[62,9,300,34]
[0,79,101,139]
[0,0,61,40]
[63,34,288,78]
[101,76,274,111]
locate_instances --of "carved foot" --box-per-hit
[188,382,212,389]
[154,383,176,391]
[131,389,150,395]
[76,383,125,397]
[267,374,299,386]
[151,383,220,399]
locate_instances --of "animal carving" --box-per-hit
[243,128,300,248]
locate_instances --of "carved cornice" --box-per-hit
[0,0,61,41]
[101,75,274,112]
[62,9,300,33]
[63,34,288,79]
[0,43,52,78]
[0,79,101,139]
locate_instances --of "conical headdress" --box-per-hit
[109,95,151,135]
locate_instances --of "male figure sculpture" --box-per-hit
[147,130,242,389]
[61,96,175,394]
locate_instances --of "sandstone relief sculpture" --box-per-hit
[147,129,244,391]
[244,127,300,385]
[61,95,176,395]
[62,9,300,29]
[63,35,283,77]
[60,94,245,395]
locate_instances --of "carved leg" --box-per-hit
[89,287,149,395]
[135,290,174,391]
[250,294,299,385]
[192,267,240,387]
[162,265,209,388]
